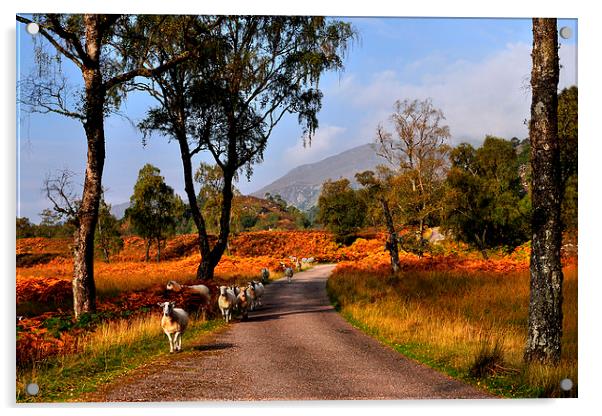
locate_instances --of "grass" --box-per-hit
[327,265,577,398]
[16,313,226,403]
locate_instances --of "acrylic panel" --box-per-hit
[16,14,578,403]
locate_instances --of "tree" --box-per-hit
[126,164,181,262]
[194,162,241,234]
[375,98,451,234]
[443,137,530,257]
[317,178,366,244]
[16,217,36,238]
[17,14,193,319]
[139,16,355,280]
[524,18,563,365]
[356,169,400,272]
[95,198,123,262]
[558,86,578,231]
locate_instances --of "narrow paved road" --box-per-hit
[91,265,492,401]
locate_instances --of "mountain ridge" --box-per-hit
[251,143,390,211]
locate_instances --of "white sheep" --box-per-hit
[246,284,257,311]
[158,301,189,353]
[249,281,265,308]
[166,280,211,319]
[284,267,294,283]
[166,280,210,298]
[218,286,237,323]
[236,287,249,320]
[261,267,270,283]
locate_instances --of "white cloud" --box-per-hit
[282,125,348,165]
[329,42,577,146]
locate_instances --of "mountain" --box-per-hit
[110,202,130,219]
[251,143,390,211]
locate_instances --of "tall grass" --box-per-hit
[16,312,224,402]
[327,265,577,398]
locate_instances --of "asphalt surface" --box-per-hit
[91,264,492,401]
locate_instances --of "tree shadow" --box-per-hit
[193,342,234,352]
[248,306,335,322]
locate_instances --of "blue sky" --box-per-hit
[16,17,578,222]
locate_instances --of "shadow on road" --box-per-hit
[193,342,234,352]
[248,306,335,322]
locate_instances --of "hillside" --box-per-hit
[251,143,390,211]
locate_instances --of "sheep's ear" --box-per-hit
[170,301,175,307]
[157,302,164,307]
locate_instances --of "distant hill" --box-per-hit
[251,143,390,211]
[110,202,130,219]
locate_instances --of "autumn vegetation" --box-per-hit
[16,14,576,402]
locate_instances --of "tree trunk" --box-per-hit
[174,130,214,279]
[156,237,161,262]
[524,18,564,365]
[381,198,400,273]
[72,15,105,319]
[145,238,151,262]
[196,170,235,279]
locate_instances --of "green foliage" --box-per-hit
[317,178,366,244]
[16,217,37,238]
[443,136,530,253]
[195,162,240,234]
[94,198,124,262]
[125,164,182,260]
[558,86,578,231]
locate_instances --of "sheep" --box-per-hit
[166,280,211,319]
[302,257,315,264]
[249,281,265,308]
[236,287,249,320]
[284,266,294,283]
[261,267,270,283]
[295,258,302,271]
[218,286,237,323]
[246,284,257,311]
[158,301,189,353]
[166,280,210,298]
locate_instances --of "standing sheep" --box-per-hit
[218,286,237,323]
[261,267,270,283]
[158,301,189,353]
[236,287,249,320]
[250,281,265,307]
[166,280,211,319]
[284,267,294,283]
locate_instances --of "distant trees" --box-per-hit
[317,178,366,244]
[558,86,578,231]
[94,199,123,262]
[125,164,182,262]
[524,18,564,365]
[443,137,530,257]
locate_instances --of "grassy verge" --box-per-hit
[17,315,226,403]
[327,266,577,398]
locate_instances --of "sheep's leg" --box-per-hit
[175,332,181,351]
[166,332,174,353]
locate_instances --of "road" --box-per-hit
[90,264,492,401]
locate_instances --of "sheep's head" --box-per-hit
[166,281,182,292]
[158,301,175,316]
[219,286,228,296]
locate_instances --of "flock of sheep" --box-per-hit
[157,257,315,353]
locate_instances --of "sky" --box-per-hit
[16,16,578,223]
